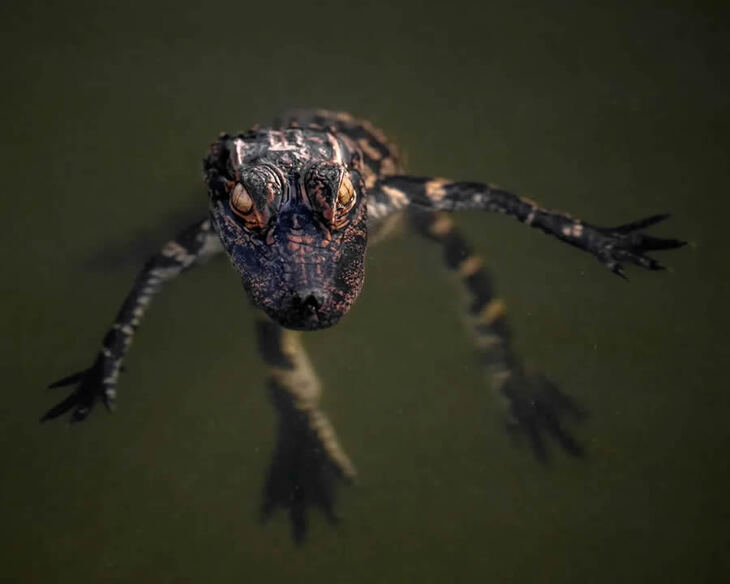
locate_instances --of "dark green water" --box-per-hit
[2,1,728,581]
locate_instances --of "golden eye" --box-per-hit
[337,174,355,208]
[230,183,253,215]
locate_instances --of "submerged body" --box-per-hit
[44,110,685,541]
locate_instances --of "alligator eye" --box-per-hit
[230,183,253,216]
[337,174,356,209]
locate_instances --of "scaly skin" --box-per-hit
[44,109,685,539]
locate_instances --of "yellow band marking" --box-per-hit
[428,214,453,237]
[479,298,506,325]
[425,178,449,202]
[358,138,383,161]
[381,185,409,210]
[458,255,483,277]
[380,157,397,176]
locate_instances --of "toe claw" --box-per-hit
[48,370,88,389]
[612,213,671,233]
[40,394,80,422]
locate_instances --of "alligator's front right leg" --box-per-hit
[42,218,221,422]
[255,316,355,543]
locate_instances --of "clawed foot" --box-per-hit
[592,214,686,278]
[499,370,586,462]
[261,380,353,543]
[41,355,115,423]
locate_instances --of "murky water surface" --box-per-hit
[1,1,728,581]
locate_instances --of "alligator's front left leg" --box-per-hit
[371,177,686,276]
[255,316,356,543]
[42,218,222,422]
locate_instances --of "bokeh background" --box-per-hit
[1,0,728,582]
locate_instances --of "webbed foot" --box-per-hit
[498,369,586,462]
[260,379,353,543]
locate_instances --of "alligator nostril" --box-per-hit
[304,294,319,309]
[304,291,327,311]
[291,290,326,312]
